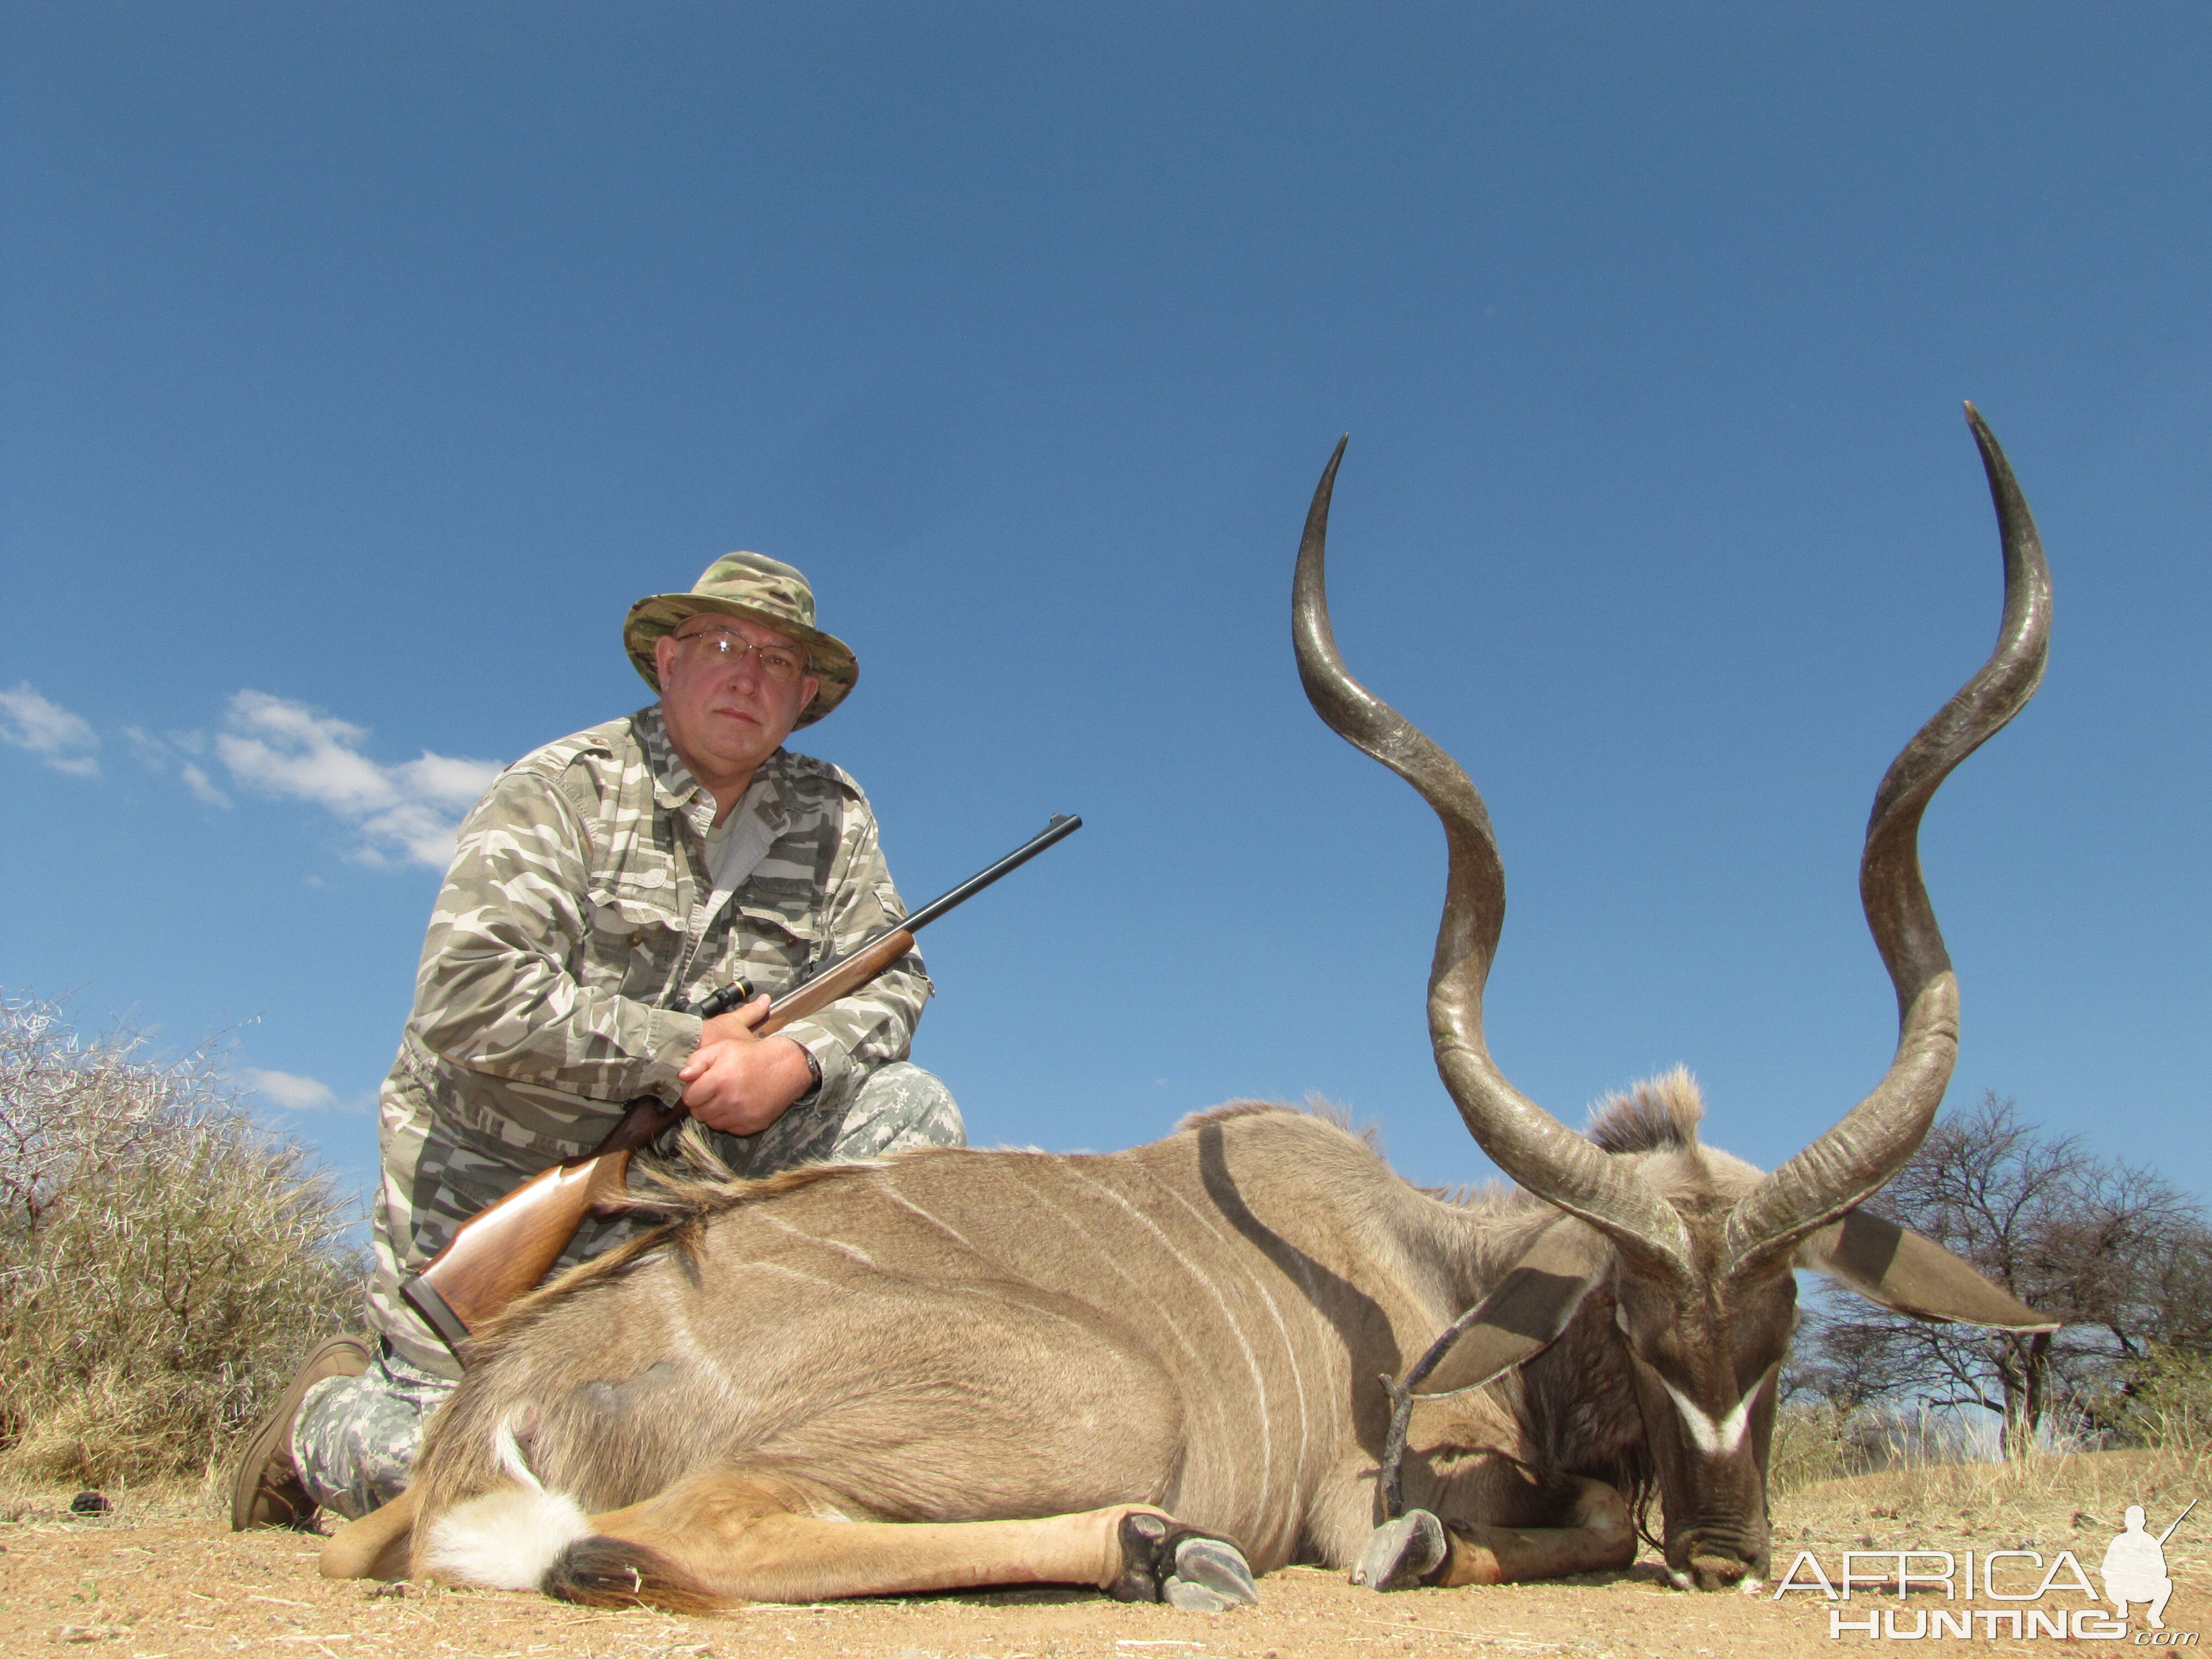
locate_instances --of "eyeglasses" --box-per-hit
[671,627,810,684]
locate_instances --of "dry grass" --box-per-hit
[1768,1399,1989,1498]
[1769,1400,1873,1492]
[1776,1443,2212,1565]
[1770,1343,2212,1517]
[1770,1392,2212,1562]
[0,993,366,1488]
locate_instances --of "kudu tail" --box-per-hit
[418,1479,593,1593]
[410,1412,711,1610]
[540,1534,721,1614]
[421,1488,722,1613]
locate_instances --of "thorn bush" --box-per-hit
[0,993,365,1484]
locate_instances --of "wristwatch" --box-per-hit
[799,1045,823,1099]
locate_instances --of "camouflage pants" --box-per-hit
[294,1061,962,1521]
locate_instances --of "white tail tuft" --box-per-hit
[422,1485,592,1592]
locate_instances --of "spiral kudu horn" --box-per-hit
[1720,405,2052,1279]
[1292,437,1694,1275]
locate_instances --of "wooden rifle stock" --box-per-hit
[399,932,916,1354]
[399,814,1079,1359]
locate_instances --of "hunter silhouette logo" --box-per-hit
[1773,1496,2198,1642]
[2103,1502,2194,1631]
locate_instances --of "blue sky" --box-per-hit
[3,3,2206,1213]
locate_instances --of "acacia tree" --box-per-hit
[1791,1092,2212,1458]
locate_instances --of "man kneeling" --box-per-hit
[233,551,963,1527]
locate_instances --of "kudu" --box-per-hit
[323,406,2056,1609]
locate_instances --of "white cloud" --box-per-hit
[393,751,505,810]
[1,683,101,777]
[126,724,234,807]
[179,761,232,809]
[242,1067,340,1110]
[10,685,495,865]
[126,726,236,814]
[215,690,501,868]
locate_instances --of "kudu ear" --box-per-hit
[1411,1220,1613,1399]
[1798,1209,2059,1332]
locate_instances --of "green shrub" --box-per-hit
[0,994,365,1484]
[2117,1345,2212,1453]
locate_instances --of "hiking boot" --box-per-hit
[230,1334,372,1531]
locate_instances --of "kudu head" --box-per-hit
[1294,408,2060,1590]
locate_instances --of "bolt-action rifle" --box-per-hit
[399,813,1082,1359]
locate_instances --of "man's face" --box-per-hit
[653,614,821,793]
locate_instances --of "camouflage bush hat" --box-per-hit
[623,551,859,727]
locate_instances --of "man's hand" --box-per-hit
[678,995,818,1135]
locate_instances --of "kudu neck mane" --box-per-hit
[1584,1068,1706,1157]
[1437,1072,1768,1282]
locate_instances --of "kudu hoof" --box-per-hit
[1110,1511,1259,1612]
[1681,1553,1755,1593]
[1351,1509,1447,1592]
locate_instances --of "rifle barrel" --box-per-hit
[2158,1498,2198,1546]
[761,815,1082,1011]
[693,817,1079,1022]
[902,814,1082,935]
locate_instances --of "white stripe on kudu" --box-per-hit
[1658,1365,1776,1457]
[1061,1162,1276,1511]
[1660,1380,1752,1457]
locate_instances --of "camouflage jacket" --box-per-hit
[366,705,930,1375]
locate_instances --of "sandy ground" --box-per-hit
[3,1453,2206,1657]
